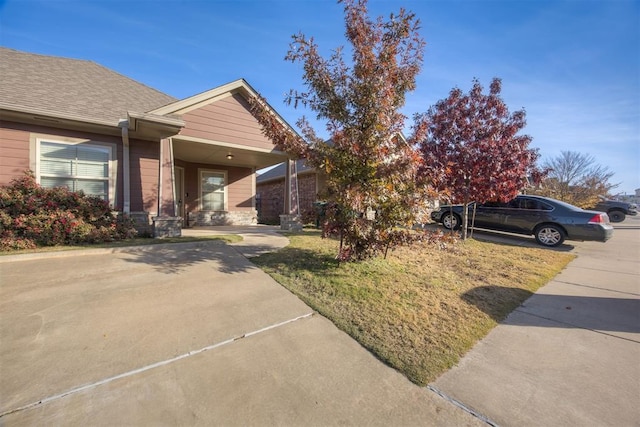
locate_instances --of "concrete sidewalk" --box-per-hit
[432,220,640,426]
[0,228,482,426]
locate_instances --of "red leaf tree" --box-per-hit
[249,0,426,260]
[415,78,540,239]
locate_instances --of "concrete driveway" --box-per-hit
[0,229,481,426]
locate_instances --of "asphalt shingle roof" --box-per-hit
[0,47,177,125]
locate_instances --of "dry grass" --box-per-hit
[253,230,575,385]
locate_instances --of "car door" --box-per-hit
[502,197,544,233]
[472,201,507,230]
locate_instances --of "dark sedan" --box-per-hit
[430,195,614,247]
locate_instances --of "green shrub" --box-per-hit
[0,171,137,250]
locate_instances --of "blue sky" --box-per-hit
[1,0,638,194]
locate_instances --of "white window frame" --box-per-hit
[35,138,115,204]
[198,169,228,211]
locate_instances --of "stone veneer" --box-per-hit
[129,212,153,237]
[152,216,182,238]
[188,210,258,226]
[280,214,303,232]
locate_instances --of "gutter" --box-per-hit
[127,111,185,130]
[0,103,119,128]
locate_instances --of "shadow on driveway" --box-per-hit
[463,285,640,335]
[120,241,254,275]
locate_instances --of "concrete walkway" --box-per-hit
[432,217,640,426]
[182,225,291,258]
[0,226,482,426]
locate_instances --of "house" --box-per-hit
[256,159,327,224]
[0,47,299,237]
[255,134,437,226]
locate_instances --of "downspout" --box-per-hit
[120,123,131,214]
[158,139,164,217]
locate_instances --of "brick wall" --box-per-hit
[256,172,321,224]
[256,179,285,224]
[298,174,319,223]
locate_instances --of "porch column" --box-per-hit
[157,137,177,217]
[153,137,181,237]
[284,159,291,215]
[284,158,299,215]
[280,158,302,231]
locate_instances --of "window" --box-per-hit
[200,170,226,211]
[482,201,509,208]
[38,140,112,201]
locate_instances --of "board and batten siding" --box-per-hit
[178,93,276,152]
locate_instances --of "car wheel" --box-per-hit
[534,224,565,247]
[608,210,625,223]
[442,213,461,230]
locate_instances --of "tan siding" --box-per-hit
[0,126,30,185]
[228,167,253,210]
[129,140,159,213]
[179,93,276,151]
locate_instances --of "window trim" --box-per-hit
[198,168,228,211]
[35,138,115,204]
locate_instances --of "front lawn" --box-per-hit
[253,230,575,385]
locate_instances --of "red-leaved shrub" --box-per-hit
[0,171,137,250]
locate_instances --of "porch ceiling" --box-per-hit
[172,139,289,170]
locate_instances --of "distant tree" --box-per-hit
[249,0,426,261]
[414,78,540,240]
[533,151,618,208]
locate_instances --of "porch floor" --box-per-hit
[181,224,281,237]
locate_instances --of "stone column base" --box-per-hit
[280,214,303,232]
[152,216,183,238]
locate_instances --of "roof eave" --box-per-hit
[124,111,185,140]
[0,103,118,128]
[0,104,124,136]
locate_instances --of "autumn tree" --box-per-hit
[415,78,540,239]
[249,0,426,261]
[532,151,618,208]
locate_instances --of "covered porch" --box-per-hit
[140,79,303,238]
[170,138,289,228]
